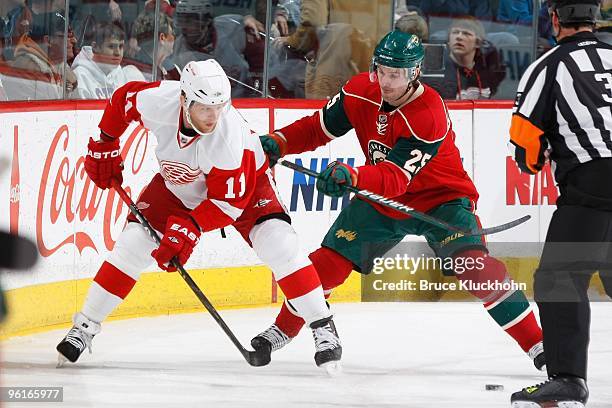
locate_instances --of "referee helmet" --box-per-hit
[547,0,600,24]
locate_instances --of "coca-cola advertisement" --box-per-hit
[0,109,157,290]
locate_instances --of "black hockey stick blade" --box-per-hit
[111,181,269,367]
[278,158,530,237]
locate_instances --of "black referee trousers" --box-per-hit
[535,204,612,380]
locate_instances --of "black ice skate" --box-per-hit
[56,312,101,367]
[310,317,342,375]
[511,375,589,408]
[528,341,546,371]
[251,323,292,361]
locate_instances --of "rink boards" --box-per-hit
[0,99,578,338]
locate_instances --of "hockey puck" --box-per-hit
[485,384,504,391]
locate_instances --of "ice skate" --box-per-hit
[310,317,342,375]
[56,312,101,367]
[528,341,546,371]
[250,323,292,361]
[511,375,588,408]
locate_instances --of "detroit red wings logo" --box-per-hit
[159,160,202,185]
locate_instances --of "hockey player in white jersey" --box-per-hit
[56,59,341,370]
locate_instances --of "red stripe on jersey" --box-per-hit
[276,264,322,299]
[93,261,137,299]
[191,150,257,231]
[99,81,161,139]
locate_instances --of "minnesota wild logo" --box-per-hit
[368,140,391,164]
[335,229,357,241]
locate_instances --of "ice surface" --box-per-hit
[2,303,611,407]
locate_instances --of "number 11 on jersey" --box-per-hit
[225,173,246,199]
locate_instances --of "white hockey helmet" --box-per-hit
[175,0,213,15]
[180,59,231,134]
[175,0,213,34]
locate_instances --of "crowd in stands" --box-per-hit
[0,0,609,102]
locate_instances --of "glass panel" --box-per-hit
[67,0,151,99]
[171,0,269,98]
[266,0,392,99]
[1,1,77,101]
[129,6,178,82]
[405,0,540,100]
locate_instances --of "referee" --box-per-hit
[509,0,612,406]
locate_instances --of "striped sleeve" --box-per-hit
[509,51,554,174]
[510,36,612,180]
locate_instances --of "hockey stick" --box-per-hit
[277,158,530,237]
[111,180,269,367]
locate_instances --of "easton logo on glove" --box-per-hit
[87,149,121,160]
[84,137,124,190]
[151,216,201,272]
[169,223,200,244]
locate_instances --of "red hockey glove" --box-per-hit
[84,137,123,189]
[151,216,201,272]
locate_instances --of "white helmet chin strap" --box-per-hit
[183,99,210,136]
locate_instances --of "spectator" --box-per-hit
[70,0,123,25]
[274,0,301,36]
[395,11,430,41]
[422,16,505,99]
[72,22,144,99]
[537,2,556,53]
[494,1,556,53]
[6,10,77,100]
[142,0,174,16]
[266,1,306,97]
[273,0,378,99]
[70,0,125,58]
[172,0,264,97]
[1,0,31,61]
[496,0,533,24]
[394,11,448,77]
[129,10,178,81]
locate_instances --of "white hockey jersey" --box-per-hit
[98,80,267,232]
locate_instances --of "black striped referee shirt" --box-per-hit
[509,31,612,184]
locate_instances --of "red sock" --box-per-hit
[274,247,353,337]
[504,309,543,352]
[274,300,306,338]
[458,250,542,353]
[94,261,137,299]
